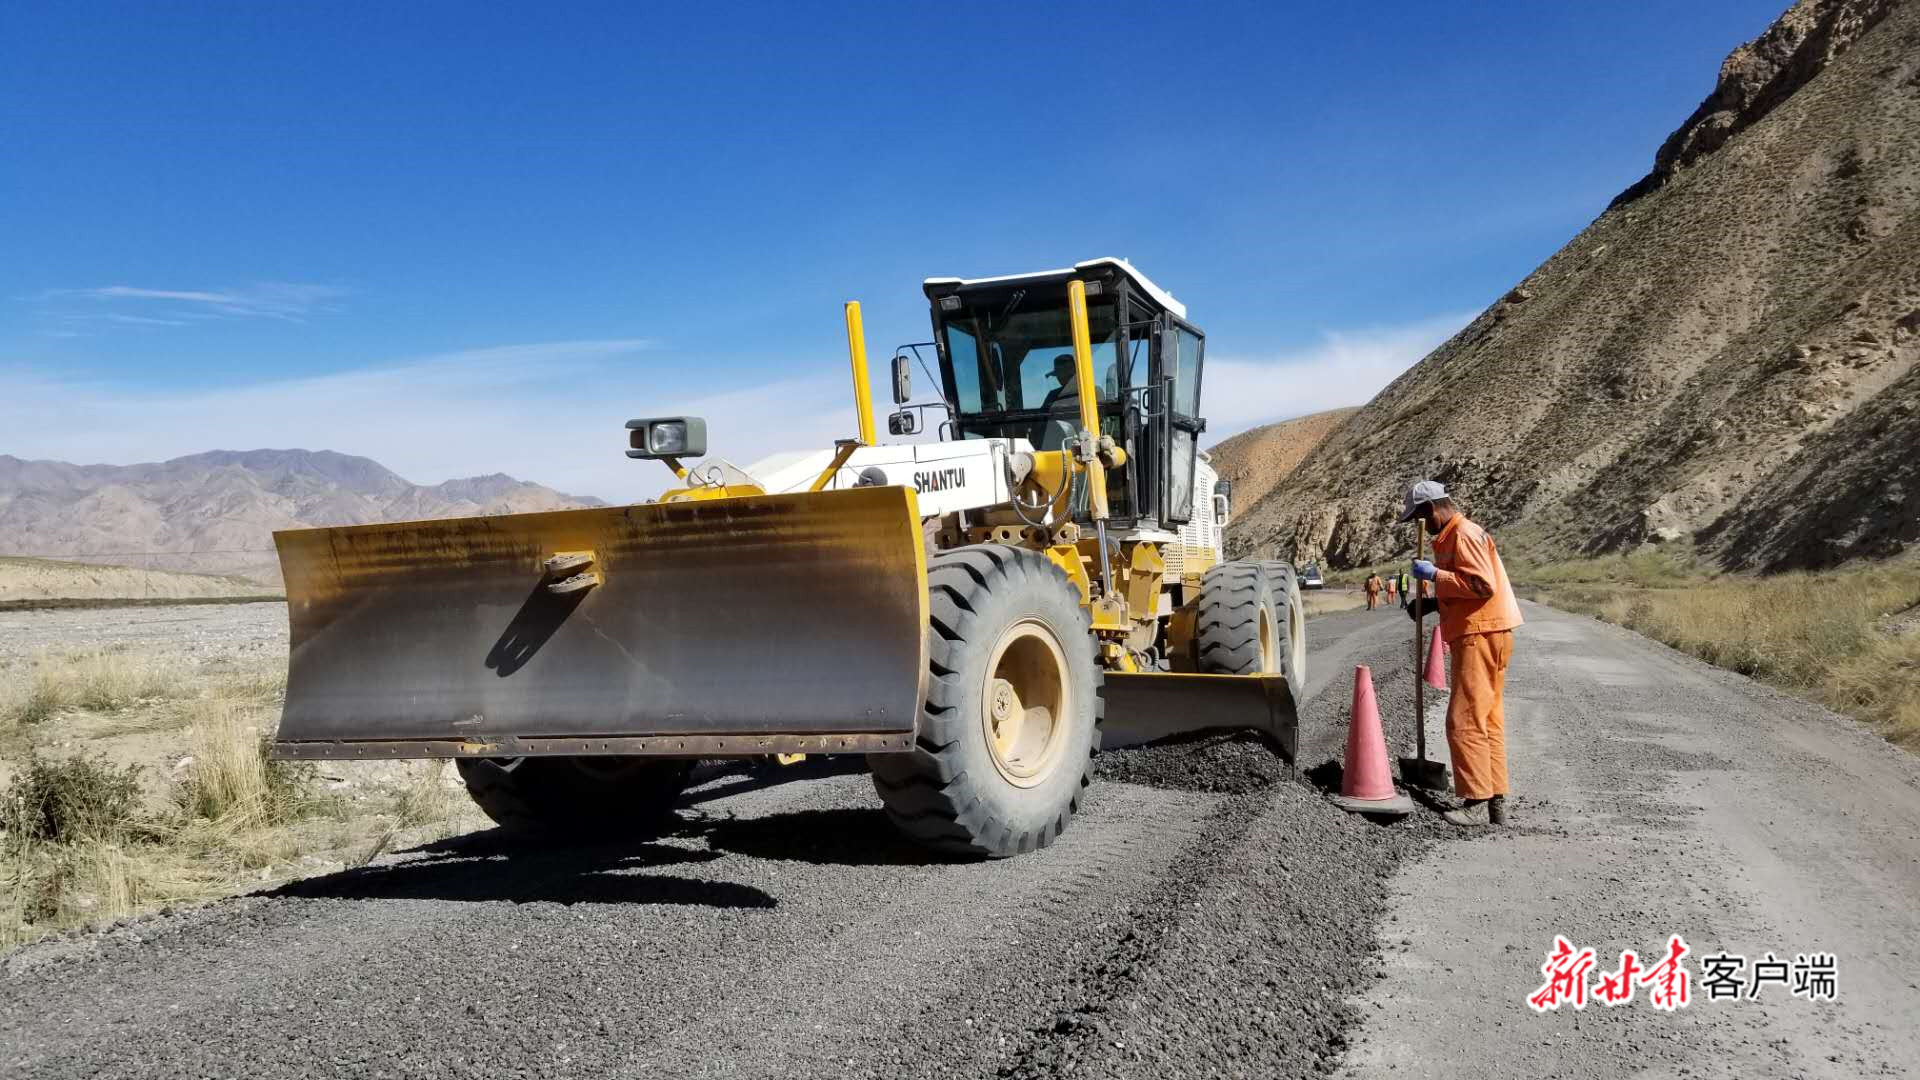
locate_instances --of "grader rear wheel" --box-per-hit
[1260,560,1308,688]
[868,545,1100,858]
[1195,561,1280,676]
[455,756,693,836]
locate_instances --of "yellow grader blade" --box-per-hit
[271,487,927,760]
[1100,671,1299,763]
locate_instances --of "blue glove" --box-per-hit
[1411,559,1438,582]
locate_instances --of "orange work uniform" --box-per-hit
[1429,514,1524,800]
[1364,575,1382,609]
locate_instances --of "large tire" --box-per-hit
[1259,560,1309,688]
[868,545,1101,858]
[1195,561,1279,675]
[455,756,693,836]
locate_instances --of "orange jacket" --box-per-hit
[1430,514,1523,644]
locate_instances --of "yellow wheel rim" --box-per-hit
[981,618,1073,789]
[1259,604,1278,674]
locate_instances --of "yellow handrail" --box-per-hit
[1066,280,1109,524]
[843,301,876,446]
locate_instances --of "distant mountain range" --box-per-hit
[0,449,603,584]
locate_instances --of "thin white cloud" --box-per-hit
[0,340,858,501]
[33,282,348,323]
[0,313,1469,503]
[1201,312,1471,443]
[88,287,236,304]
[67,313,191,327]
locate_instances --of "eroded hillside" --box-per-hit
[1231,0,1918,572]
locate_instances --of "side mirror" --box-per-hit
[891,354,912,404]
[888,410,920,436]
[625,416,707,459]
[1213,492,1231,526]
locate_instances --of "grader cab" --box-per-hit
[271,258,1304,857]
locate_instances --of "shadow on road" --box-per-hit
[698,805,968,867]
[270,831,778,909]
[681,754,870,807]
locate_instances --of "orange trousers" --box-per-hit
[1446,629,1513,799]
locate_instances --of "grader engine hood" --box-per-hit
[271,487,928,760]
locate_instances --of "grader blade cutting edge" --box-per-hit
[1100,671,1299,763]
[271,486,927,760]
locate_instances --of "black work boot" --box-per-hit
[1488,795,1508,825]
[1442,799,1489,827]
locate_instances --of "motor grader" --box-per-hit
[271,258,1305,857]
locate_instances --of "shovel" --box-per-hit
[1397,518,1451,791]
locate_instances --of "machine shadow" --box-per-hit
[694,806,971,867]
[269,830,778,909]
[681,754,871,807]
[485,582,588,677]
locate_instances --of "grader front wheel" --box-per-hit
[868,546,1100,858]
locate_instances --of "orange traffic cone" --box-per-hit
[1330,665,1413,816]
[1423,626,1448,690]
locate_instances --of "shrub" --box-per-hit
[0,754,145,844]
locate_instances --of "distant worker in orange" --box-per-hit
[1401,480,1524,827]
[1364,572,1384,610]
[1384,575,1397,604]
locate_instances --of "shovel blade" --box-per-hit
[1100,671,1298,763]
[1397,756,1450,791]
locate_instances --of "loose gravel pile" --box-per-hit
[1093,730,1293,794]
[1011,610,1454,1078]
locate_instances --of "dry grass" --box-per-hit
[0,650,193,727]
[172,703,309,828]
[1,668,475,948]
[1524,557,1920,749]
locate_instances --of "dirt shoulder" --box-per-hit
[1335,602,1920,1078]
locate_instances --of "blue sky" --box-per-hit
[1,1,1784,499]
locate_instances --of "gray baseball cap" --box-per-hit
[1397,479,1449,523]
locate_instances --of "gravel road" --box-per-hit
[0,602,285,665]
[2,601,1915,1078]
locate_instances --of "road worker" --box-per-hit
[1401,480,1523,827]
[1364,572,1384,610]
[1384,575,1397,604]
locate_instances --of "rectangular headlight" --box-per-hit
[649,421,687,454]
[624,417,707,460]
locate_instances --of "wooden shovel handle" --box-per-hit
[1414,518,1427,758]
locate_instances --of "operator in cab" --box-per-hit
[1033,354,1081,450]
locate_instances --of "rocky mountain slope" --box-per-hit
[1232,0,1918,573]
[1206,408,1358,516]
[0,449,601,584]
